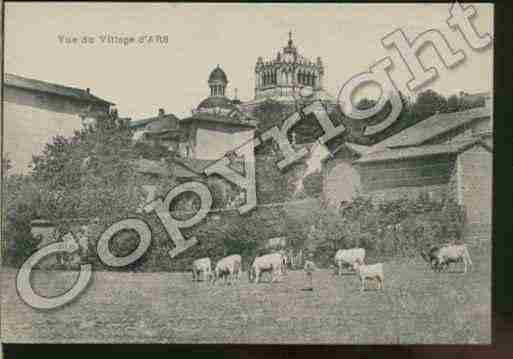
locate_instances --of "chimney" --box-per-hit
[158,108,165,117]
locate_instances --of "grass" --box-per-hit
[1,242,491,344]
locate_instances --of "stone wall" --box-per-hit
[322,146,361,207]
[457,145,492,240]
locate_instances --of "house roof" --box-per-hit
[4,73,114,105]
[170,157,216,174]
[375,106,491,149]
[354,139,491,164]
[181,111,256,128]
[132,158,202,178]
[129,114,180,132]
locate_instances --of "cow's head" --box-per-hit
[353,258,364,271]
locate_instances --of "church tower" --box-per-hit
[254,32,326,101]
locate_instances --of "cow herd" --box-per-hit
[192,251,287,285]
[190,243,473,291]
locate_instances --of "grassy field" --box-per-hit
[1,242,491,344]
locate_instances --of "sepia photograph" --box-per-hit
[1,2,493,345]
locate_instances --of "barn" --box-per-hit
[350,98,493,241]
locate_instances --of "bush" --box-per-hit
[2,175,41,266]
[298,194,466,267]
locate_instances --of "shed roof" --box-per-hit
[170,157,216,174]
[4,73,114,105]
[376,106,491,149]
[354,139,491,164]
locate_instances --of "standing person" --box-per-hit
[303,253,317,291]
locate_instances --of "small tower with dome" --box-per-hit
[208,65,228,97]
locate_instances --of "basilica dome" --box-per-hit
[196,96,236,111]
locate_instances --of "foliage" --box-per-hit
[303,193,467,267]
[356,89,484,145]
[2,175,41,266]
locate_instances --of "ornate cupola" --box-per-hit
[208,65,228,97]
[253,31,330,101]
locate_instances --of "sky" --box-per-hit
[5,2,493,120]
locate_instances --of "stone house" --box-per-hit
[129,108,183,154]
[3,73,113,173]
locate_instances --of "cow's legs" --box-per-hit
[338,261,342,276]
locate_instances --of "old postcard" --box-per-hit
[1,2,493,344]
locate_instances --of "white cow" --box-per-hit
[436,244,473,273]
[192,257,212,282]
[334,248,366,275]
[249,252,283,284]
[278,250,289,275]
[213,254,242,285]
[353,260,384,292]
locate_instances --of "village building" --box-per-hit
[3,73,113,173]
[128,108,183,154]
[180,66,257,160]
[130,66,256,161]
[323,95,493,241]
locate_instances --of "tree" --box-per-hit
[412,89,448,118]
[29,110,142,223]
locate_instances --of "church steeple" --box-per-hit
[284,30,297,55]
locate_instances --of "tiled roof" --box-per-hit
[181,111,256,128]
[354,139,490,164]
[132,158,203,178]
[129,114,180,132]
[170,157,216,174]
[4,73,114,105]
[375,106,491,149]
